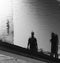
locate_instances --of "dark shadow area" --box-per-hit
[0,38,60,63]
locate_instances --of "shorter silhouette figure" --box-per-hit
[50,32,58,58]
[27,32,38,53]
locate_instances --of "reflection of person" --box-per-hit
[7,20,9,34]
[27,32,38,53]
[50,32,58,58]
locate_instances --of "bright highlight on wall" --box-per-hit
[0,0,12,30]
[0,0,12,20]
[0,0,13,44]
[13,0,39,47]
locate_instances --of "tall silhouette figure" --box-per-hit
[50,32,58,58]
[27,32,38,53]
[54,34,58,58]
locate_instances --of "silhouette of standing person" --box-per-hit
[50,32,59,58]
[50,32,56,57]
[27,32,38,53]
[54,34,58,58]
